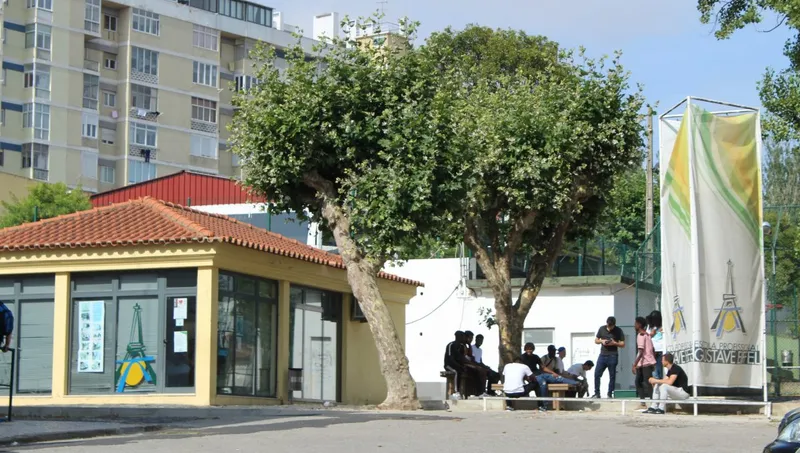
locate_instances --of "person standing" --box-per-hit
[633,316,657,409]
[502,357,535,411]
[646,353,690,414]
[647,311,665,378]
[593,316,625,398]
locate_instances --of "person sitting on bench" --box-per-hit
[502,356,535,412]
[462,331,489,397]
[646,353,690,415]
[473,334,501,395]
[564,360,594,397]
[535,345,579,411]
[444,331,468,399]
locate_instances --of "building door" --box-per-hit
[570,333,596,369]
[289,287,340,402]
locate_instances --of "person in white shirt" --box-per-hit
[502,357,535,411]
[556,347,567,374]
[472,334,501,395]
[563,360,594,398]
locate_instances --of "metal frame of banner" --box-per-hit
[657,97,767,411]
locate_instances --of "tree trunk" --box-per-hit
[321,200,420,410]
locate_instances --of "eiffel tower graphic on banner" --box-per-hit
[711,260,746,339]
[670,262,687,339]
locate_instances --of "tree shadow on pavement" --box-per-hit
[12,411,462,451]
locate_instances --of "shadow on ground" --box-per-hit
[12,411,461,451]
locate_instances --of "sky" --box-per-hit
[267,0,792,157]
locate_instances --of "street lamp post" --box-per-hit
[763,220,779,397]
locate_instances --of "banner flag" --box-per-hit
[661,101,765,389]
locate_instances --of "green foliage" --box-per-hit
[0,183,92,228]
[426,26,645,274]
[764,141,800,205]
[595,167,659,247]
[229,16,464,264]
[698,0,800,140]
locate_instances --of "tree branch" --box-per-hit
[504,210,538,263]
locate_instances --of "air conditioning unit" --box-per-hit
[351,298,367,322]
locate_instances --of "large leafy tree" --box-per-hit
[424,27,645,365]
[596,167,660,248]
[0,183,92,228]
[228,18,464,409]
[698,0,800,140]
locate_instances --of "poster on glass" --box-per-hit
[78,301,105,373]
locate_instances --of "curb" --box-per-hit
[0,424,164,446]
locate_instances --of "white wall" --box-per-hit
[384,259,649,400]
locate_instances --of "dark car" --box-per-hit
[780,408,800,434]
[765,416,800,452]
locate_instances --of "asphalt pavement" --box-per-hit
[2,410,778,453]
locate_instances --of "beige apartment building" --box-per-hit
[0,0,322,192]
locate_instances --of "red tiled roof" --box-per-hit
[0,198,421,287]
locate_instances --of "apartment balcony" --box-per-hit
[129,108,159,123]
[130,70,157,85]
[103,29,118,42]
[34,48,50,62]
[190,120,218,134]
[84,59,99,72]
[33,168,48,181]
[128,145,157,161]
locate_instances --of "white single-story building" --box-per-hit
[384,258,659,400]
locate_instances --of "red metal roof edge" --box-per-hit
[90,170,252,200]
[0,197,423,287]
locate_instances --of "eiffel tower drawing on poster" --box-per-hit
[670,262,687,339]
[711,260,746,339]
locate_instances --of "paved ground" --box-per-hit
[0,420,156,446]
[2,410,778,453]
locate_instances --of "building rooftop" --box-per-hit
[0,198,421,286]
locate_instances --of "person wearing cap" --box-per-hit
[556,346,567,375]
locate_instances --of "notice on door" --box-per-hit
[174,331,188,353]
[173,298,188,320]
[78,301,105,373]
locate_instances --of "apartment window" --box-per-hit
[131,84,156,111]
[189,0,217,13]
[26,0,52,10]
[103,91,116,107]
[99,162,115,183]
[131,47,158,75]
[192,62,217,87]
[104,56,116,70]
[104,15,117,32]
[84,0,101,33]
[25,24,51,51]
[22,143,49,180]
[35,65,50,100]
[22,104,50,140]
[100,128,115,145]
[24,65,33,88]
[82,113,98,139]
[191,97,216,123]
[219,0,271,26]
[234,75,259,92]
[129,122,157,147]
[232,153,240,167]
[132,8,160,35]
[190,134,216,159]
[81,151,98,179]
[128,160,156,184]
[192,25,218,51]
[83,74,99,110]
